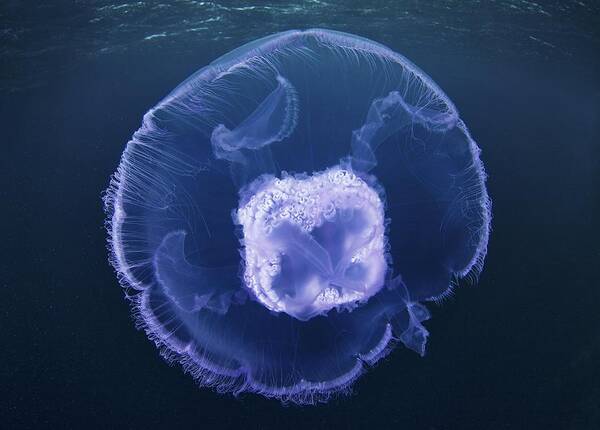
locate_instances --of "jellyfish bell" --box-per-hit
[104,28,490,403]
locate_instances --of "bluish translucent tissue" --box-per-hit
[104,29,491,404]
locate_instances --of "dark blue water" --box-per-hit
[3,1,599,428]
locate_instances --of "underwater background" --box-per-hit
[2,1,599,429]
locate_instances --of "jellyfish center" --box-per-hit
[236,166,388,321]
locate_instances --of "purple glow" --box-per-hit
[104,28,491,404]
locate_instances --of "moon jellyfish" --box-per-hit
[104,29,490,404]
